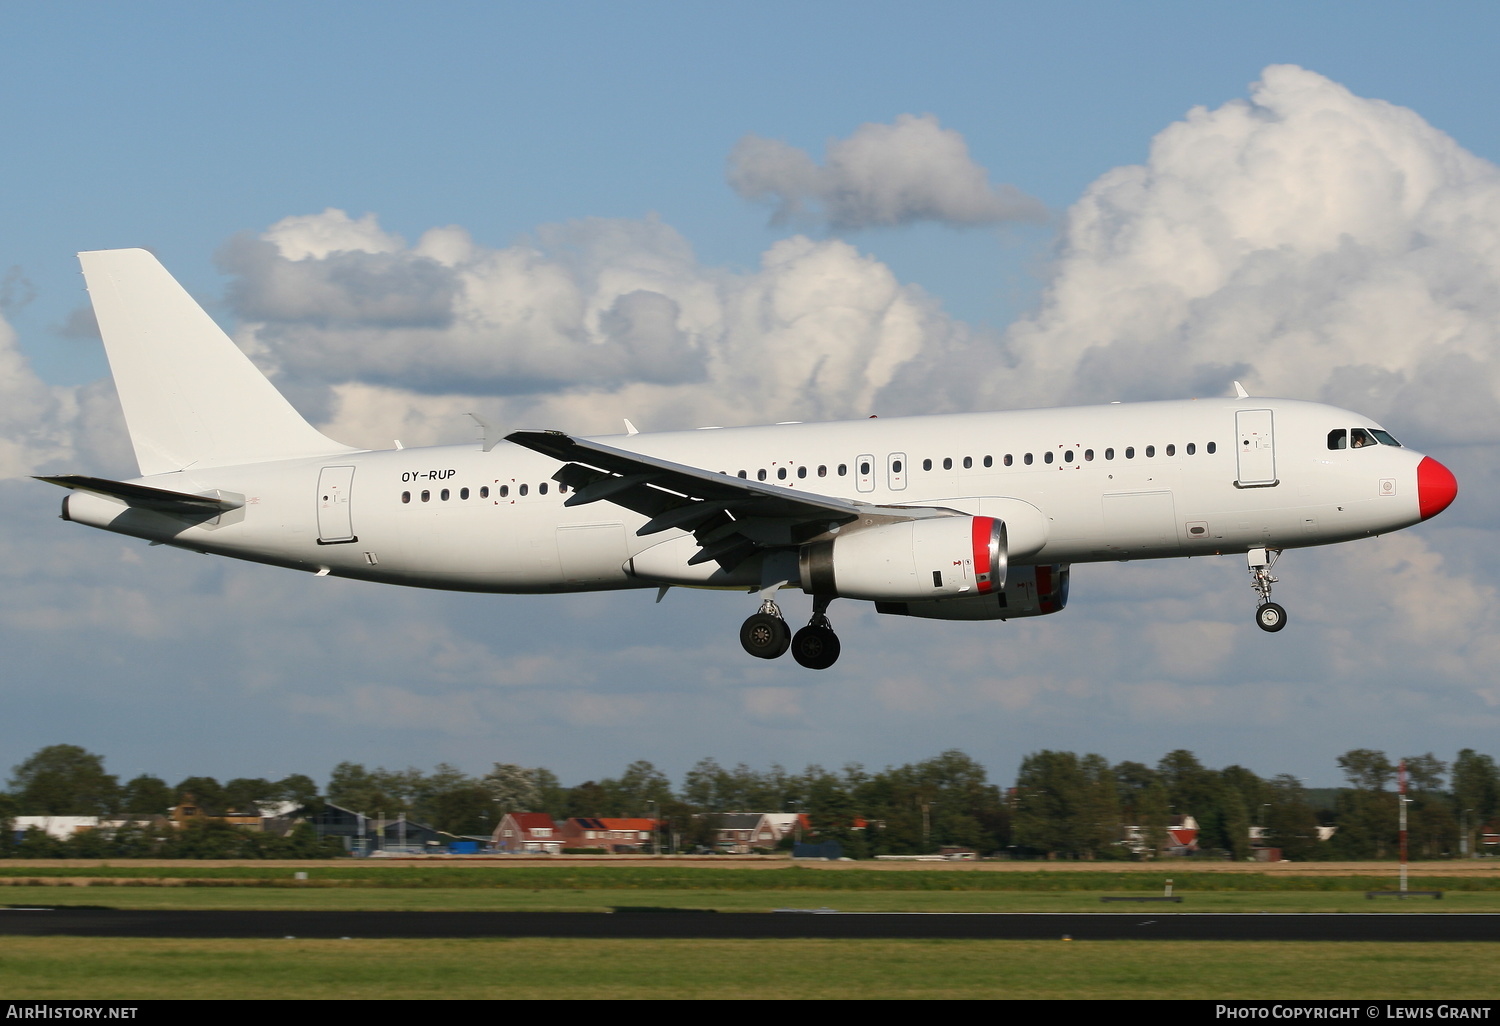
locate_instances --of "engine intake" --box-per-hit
[799,516,1005,602]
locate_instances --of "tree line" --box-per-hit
[3,743,1497,859]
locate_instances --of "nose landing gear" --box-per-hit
[1248,547,1287,632]
[739,594,842,668]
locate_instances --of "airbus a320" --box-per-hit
[39,249,1459,669]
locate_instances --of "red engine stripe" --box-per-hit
[972,516,993,593]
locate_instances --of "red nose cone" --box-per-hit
[1417,457,1458,520]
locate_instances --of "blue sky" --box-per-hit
[3,2,1499,793]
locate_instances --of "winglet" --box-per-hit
[1233,380,1250,399]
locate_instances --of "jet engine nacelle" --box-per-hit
[874,563,1070,620]
[799,515,1005,602]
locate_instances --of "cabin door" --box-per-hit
[1235,410,1278,487]
[316,466,357,543]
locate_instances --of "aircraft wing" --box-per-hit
[34,475,244,515]
[506,429,950,570]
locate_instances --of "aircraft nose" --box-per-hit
[1417,456,1458,520]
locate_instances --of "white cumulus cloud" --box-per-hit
[985,64,1500,453]
[728,113,1046,230]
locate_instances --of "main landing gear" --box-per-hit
[740,594,841,669]
[1248,547,1287,633]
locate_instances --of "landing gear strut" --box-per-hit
[739,593,842,668]
[1248,547,1287,633]
[740,597,791,659]
[791,595,841,670]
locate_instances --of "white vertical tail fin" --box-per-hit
[78,248,356,476]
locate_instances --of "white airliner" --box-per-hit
[40,249,1458,669]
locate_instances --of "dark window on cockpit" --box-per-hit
[1328,429,1348,450]
[1350,428,1376,449]
[1370,429,1401,447]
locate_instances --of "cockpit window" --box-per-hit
[1369,429,1401,447]
[1327,429,1347,450]
[1350,428,1376,448]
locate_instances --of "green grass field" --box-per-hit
[4,863,1497,999]
[4,937,1498,1000]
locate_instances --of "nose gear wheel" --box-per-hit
[1248,548,1288,632]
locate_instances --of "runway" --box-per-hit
[3,908,1498,941]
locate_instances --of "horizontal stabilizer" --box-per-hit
[34,475,244,515]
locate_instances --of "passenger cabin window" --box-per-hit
[797,466,807,479]
[757,469,767,481]
[1044,451,1054,464]
[1165,444,1175,456]
[1084,449,1094,461]
[1328,429,1348,450]
[777,468,787,480]
[943,457,953,470]
[818,465,827,477]
[460,487,470,499]
[923,459,932,471]
[1004,454,1013,466]
[859,460,872,475]
[480,486,489,498]
[421,490,431,502]
[1024,453,1034,465]
[499,485,509,497]
[519,484,528,496]
[737,470,747,479]
[838,464,848,476]
[983,455,993,468]
[963,456,972,469]
[539,483,548,494]
[1064,450,1074,463]
[1105,448,1115,460]
[1186,443,1196,455]
[402,491,411,503]
[1125,447,1135,459]
[1207,442,1217,453]
[1145,446,1155,458]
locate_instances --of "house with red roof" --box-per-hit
[491,812,561,853]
